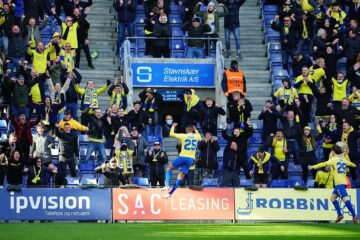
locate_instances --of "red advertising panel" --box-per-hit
[112,188,234,220]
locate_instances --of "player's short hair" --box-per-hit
[332,145,343,155]
[64,123,71,127]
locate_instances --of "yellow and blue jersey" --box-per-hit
[313,155,356,186]
[170,127,202,159]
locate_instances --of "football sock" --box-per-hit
[345,200,356,217]
[165,169,172,187]
[169,179,182,195]
[332,200,342,216]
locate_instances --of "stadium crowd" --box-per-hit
[0,0,359,190]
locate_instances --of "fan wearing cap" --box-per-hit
[5,73,33,118]
[107,76,129,111]
[180,89,202,132]
[194,1,229,56]
[26,157,57,188]
[199,97,225,135]
[328,1,347,30]
[273,77,299,107]
[58,109,88,133]
[181,16,212,59]
[114,140,136,184]
[222,60,246,98]
[299,126,318,184]
[95,157,126,187]
[145,141,168,187]
[139,87,163,136]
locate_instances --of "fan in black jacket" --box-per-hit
[197,132,220,179]
[199,98,225,136]
[95,157,125,187]
[145,141,168,187]
[26,157,56,188]
[151,14,172,58]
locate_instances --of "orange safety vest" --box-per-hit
[225,69,245,95]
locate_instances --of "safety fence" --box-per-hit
[0,188,359,222]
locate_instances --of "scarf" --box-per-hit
[142,97,155,113]
[32,166,41,184]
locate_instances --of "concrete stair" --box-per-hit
[218,0,272,120]
[76,0,120,110]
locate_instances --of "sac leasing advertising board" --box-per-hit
[0,189,112,220]
[235,189,358,221]
[112,188,234,220]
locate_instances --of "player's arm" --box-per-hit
[193,126,202,140]
[309,159,332,170]
[169,123,185,140]
[345,159,356,168]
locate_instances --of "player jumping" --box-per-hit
[162,123,202,199]
[309,145,358,223]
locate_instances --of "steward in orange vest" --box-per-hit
[221,60,247,96]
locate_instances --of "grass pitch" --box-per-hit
[0,223,359,240]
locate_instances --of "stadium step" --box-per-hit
[76,0,120,112]
[219,0,272,120]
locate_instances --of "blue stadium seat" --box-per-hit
[272,79,283,91]
[169,14,181,26]
[172,27,184,37]
[66,175,80,187]
[270,179,288,188]
[1,133,7,140]
[263,5,278,14]
[135,14,146,25]
[147,135,162,144]
[170,4,180,13]
[307,179,315,188]
[80,161,95,172]
[269,53,283,70]
[172,51,185,58]
[288,164,302,173]
[272,68,288,80]
[136,4,145,13]
[267,42,281,56]
[249,131,263,144]
[0,120,7,133]
[79,134,89,144]
[134,177,150,187]
[240,179,253,187]
[97,174,105,186]
[81,173,97,185]
[289,179,305,188]
[265,28,280,43]
[202,178,219,188]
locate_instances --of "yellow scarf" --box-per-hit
[302,19,308,39]
[341,127,354,154]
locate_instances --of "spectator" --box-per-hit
[26,41,52,74]
[129,127,148,177]
[151,0,171,17]
[297,11,315,56]
[222,121,253,179]
[30,124,55,168]
[313,27,339,59]
[0,148,8,187]
[113,0,137,55]
[55,0,71,16]
[39,95,66,129]
[74,8,94,70]
[334,121,360,181]
[294,66,315,126]
[161,114,173,137]
[220,0,246,59]
[1,3,16,55]
[331,72,350,111]
[348,86,360,124]
[222,60,247,97]
[194,2,229,55]
[55,123,79,186]
[127,101,146,132]
[266,129,288,180]
[273,78,299,108]
[249,146,277,188]
[271,14,299,69]
[139,87,163,136]
[258,100,278,143]
[151,13,172,58]
[52,7,89,50]
[6,73,33,118]
[333,97,359,129]
[316,114,339,160]
[114,141,135,184]
[299,126,318,184]
[197,132,220,180]
[314,165,334,188]
[145,141,168,187]
[11,113,41,165]
[231,95,252,129]
[58,109,88,133]
[7,25,27,73]
[292,52,313,79]
[342,30,359,70]
[322,46,341,81]
[181,16,211,59]
[108,77,129,110]
[68,0,93,15]
[0,133,18,186]
[144,12,156,56]
[24,16,48,50]
[220,141,248,187]
[308,57,327,89]
[180,89,202,132]
[199,97,225,136]
[59,42,75,73]
[83,105,108,164]
[65,70,82,119]
[74,79,110,125]
[278,0,296,19]
[95,157,126,187]
[6,150,23,185]
[23,0,44,21]
[312,86,332,122]
[280,109,301,165]
[327,1,347,31]
[26,157,56,188]
[347,53,360,89]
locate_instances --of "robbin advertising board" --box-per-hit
[0,188,112,220]
[112,188,234,220]
[235,188,358,221]
[132,63,215,87]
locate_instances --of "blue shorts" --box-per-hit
[333,185,348,198]
[171,156,193,174]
